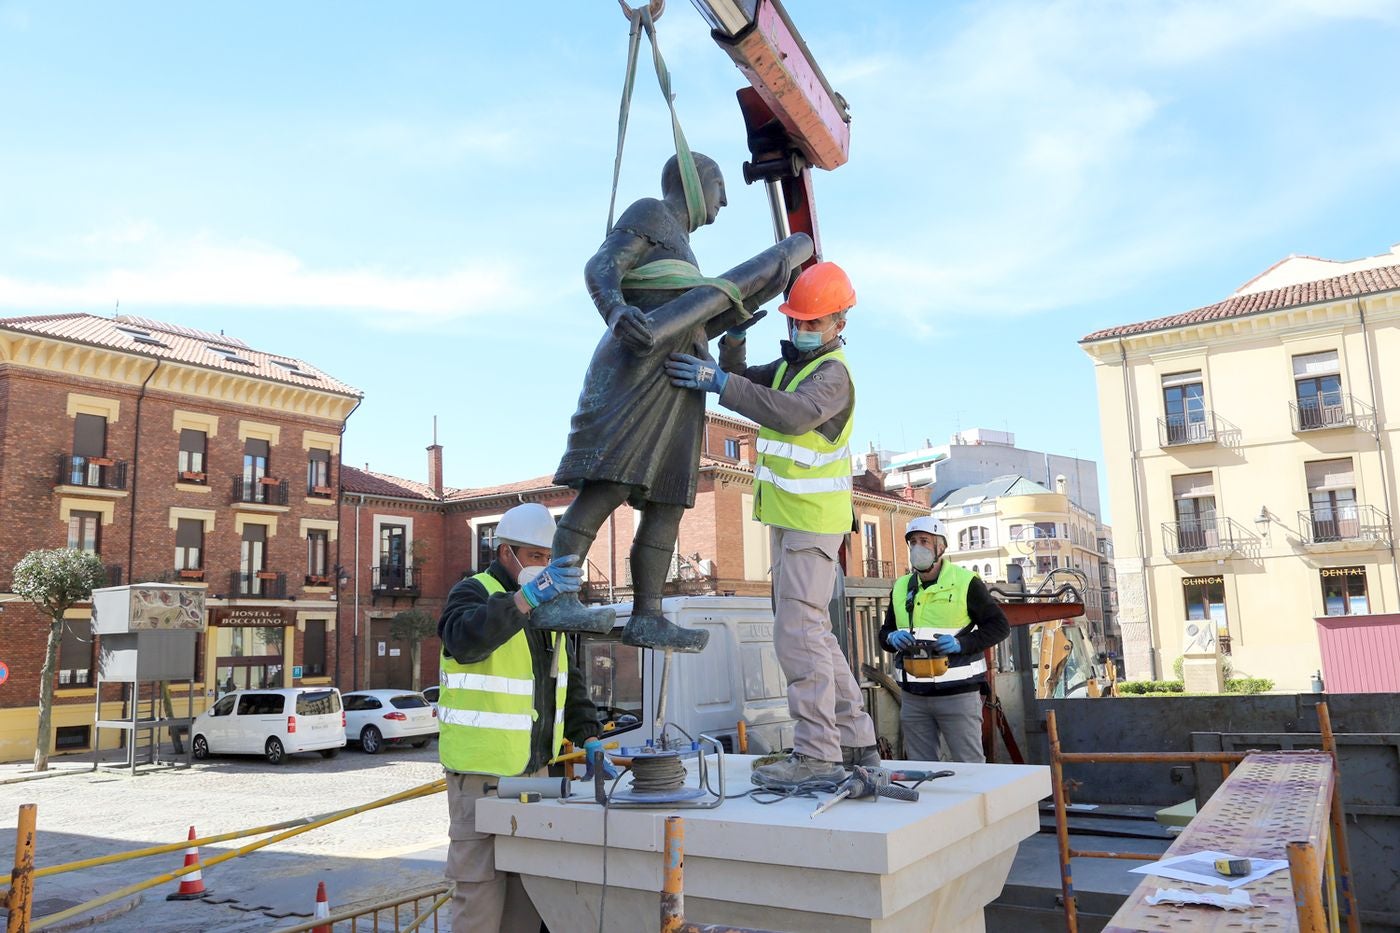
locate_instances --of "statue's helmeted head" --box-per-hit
[662,153,726,228]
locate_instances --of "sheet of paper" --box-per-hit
[1129,850,1289,889]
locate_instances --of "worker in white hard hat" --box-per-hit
[435,502,608,932]
[881,515,1010,763]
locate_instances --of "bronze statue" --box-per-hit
[534,152,814,651]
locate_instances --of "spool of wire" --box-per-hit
[627,752,688,795]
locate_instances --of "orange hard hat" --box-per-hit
[779,261,856,321]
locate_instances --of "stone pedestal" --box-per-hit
[1182,654,1226,693]
[476,755,1049,933]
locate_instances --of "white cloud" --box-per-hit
[0,229,567,323]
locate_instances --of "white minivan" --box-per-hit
[192,687,346,764]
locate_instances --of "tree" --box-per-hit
[390,609,437,692]
[11,548,108,771]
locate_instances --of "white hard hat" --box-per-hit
[495,503,556,549]
[905,515,947,542]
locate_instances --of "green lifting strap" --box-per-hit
[621,258,746,317]
[607,4,706,234]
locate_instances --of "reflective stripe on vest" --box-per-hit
[753,349,854,534]
[437,572,568,775]
[893,565,986,685]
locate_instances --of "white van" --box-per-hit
[578,596,796,754]
[192,687,346,764]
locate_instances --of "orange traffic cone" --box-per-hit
[312,880,331,933]
[166,825,209,900]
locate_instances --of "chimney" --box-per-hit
[1055,474,1067,496]
[427,444,444,497]
[738,436,753,466]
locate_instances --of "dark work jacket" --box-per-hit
[437,562,600,773]
[878,570,1010,697]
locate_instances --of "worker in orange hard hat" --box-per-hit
[666,260,879,788]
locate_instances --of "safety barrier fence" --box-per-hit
[271,884,452,933]
[4,779,446,932]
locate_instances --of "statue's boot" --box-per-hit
[620,542,709,653]
[528,522,616,636]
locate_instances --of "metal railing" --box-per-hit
[232,475,289,506]
[372,565,419,596]
[56,454,127,490]
[860,558,892,578]
[1290,393,1369,432]
[229,571,287,599]
[1160,516,1254,556]
[1298,504,1392,546]
[1157,411,1217,447]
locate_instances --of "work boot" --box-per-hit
[529,593,616,635]
[841,744,881,769]
[621,595,709,653]
[750,752,846,789]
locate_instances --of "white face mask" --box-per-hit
[517,565,544,586]
[909,544,938,572]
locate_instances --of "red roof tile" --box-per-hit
[0,312,361,396]
[341,465,450,500]
[1080,262,1400,343]
[446,474,563,502]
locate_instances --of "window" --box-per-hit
[582,639,645,735]
[1162,370,1207,443]
[343,694,381,712]
[307,449,332,495]
[210,695,236,716]
[959,526,989,549]
[242,438,270,502]
[178,429,206,479]
[1321,568,1368,616]
[1293,351,1343,430]
[1008,523,1024,542]
[241,523,267,594]
[55,725,91,750]
[70,413,108,485]
[307,530,329,580]
[1035,522,1058,539]
[68,511,101,555]
[1183,575,1227,631]
[237,693,285,716]
[58,622,94,686]
[303,620,328,677]
[1036,555,1059,575]
[724,437,741,459]
[175,518,203,572]
[1171,473,1217,551]
[295,690,340,715]
[379,524,408,588]
[476,523,499,573]
[1305,459,1358,542]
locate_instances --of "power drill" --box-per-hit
[899,639,951,679]
[810,765,954,818]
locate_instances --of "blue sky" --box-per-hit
[3,2,1399,520]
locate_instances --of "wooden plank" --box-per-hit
[1104,752,1333,932]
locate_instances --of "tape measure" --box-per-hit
[1214,857,1252,876]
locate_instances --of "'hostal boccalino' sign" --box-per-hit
[210,607,296,627]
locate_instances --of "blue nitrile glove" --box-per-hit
[725,308,767,341]
[888,630,916,652]
[520,555,583,608]
[665,353,728,394]
[583,738,619,780]
[933,633,962,656]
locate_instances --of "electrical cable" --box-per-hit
[627,754,688,794]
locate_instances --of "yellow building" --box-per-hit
[930,475,1119,659]
[1080,246,1400,690]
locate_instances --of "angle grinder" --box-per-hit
[899,639,950,679]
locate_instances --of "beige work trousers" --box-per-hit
[770,527,877,762]
[444,769,543,933]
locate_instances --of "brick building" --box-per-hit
[335,411,932,691]
[0,313,359,762]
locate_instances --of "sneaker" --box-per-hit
[751,752,847,789]
[841,744,881,769]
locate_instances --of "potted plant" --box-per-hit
[259,476,281,486]
[180,470,206,482]
[179,568,205,580]
[256,570,279,581]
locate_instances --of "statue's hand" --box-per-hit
[607,305,655,354]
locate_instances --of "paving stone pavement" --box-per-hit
[1,743,454,931]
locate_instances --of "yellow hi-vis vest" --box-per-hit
[753,349,854,534]
[437,572,567,776]
[892,564,988,686]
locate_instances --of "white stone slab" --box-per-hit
[477,755,1049,932]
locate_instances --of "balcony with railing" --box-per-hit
[860,558,893,578]
[372,564,420,597]
[1297,504,1391,551]
[1290,393,1371,433]
[229,570,287,599]
[231,475,289,506]
[158,568,207,583]
[1157,411,1218,447]
[56,454,127,491]
[1161,516,1257,560]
